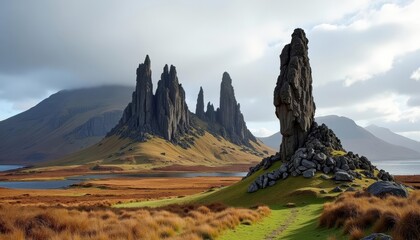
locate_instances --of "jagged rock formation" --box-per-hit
[246,29,394,193]
[155,65,190,140]
[109,56,190,142]
[205,102,216,122]
[274,28,315,161]
[216,72,256,146]
[195,72,257,147]
[195,87,205,120]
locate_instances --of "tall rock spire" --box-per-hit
[274,28,316,161]
[195,87,205,120]
[155,65,190,141]
[216,72,256,146]
[119,55,154,132]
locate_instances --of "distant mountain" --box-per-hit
[365,125,420,153]
[258,132,281,151]
[0,85,132,164]
[259,115,420,160]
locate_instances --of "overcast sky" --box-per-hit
[1,0,420,140]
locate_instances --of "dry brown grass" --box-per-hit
[319,191,420,240]
[0,203,270,240]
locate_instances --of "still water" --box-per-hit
[0,171,247,189]
[0,160,419,190]
[372,160,420,175]
[0,165,24,172]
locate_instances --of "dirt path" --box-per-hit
[265,208,299,240]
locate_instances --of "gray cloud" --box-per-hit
[1,0,420,138]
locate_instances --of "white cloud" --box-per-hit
[410,67,420,81]
[310,0,420,86]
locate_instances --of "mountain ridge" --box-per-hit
[259,115,420,160]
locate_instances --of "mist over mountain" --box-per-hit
[259,115,420,161]
[365,125,420,153]
[0,86,132,164]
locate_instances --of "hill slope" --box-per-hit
[0,86,132,164]
[259,115,420,160]
[52,116,273,168]
[365,124,420,153]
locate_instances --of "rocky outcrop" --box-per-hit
[195,87,205,120]
[216,72,256,146]
[246,28,396,194]
[274,28,315,161]
[109,56,191,142]
[246,122,376,193]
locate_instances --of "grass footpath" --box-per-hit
[219,204,345,240]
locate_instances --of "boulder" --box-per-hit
[303,169,316,178]
[361,233,393,240]
[334,171,354,181]
[367,181,408,198]
[332,186,343,193]
[301,159,316,169]
[247,182,259,193]
[313,153,327,163]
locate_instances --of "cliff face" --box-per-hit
[110,56,190,142]
[274,28,315,161]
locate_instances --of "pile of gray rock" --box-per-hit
[247,123,392,193]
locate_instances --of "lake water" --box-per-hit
[0,160,419,190]
[0,165,24,172]
[372,160,420,175]
[0,172,247,190]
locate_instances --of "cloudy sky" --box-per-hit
[1,0,420,140]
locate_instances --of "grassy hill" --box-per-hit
[0,85,132,164]
[49,130,274,169]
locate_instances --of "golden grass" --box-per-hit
[0,203,270,240]
[319,191,420,240]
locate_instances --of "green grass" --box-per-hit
[219,204,345,240]
[114,160,377,239]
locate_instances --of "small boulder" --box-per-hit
[301,159,317,169]
[320,174,330,180]
[322,166,331,174]
[247,182,259,193]
[314,153,327,163]
[303,169,316,178]
[361,233,393,240]
[332,186,343,193]
[334,171,354,181]
[326,157,335,166]
[367,181,408,198]
[282,172,289,180]
[268,181,276,187]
